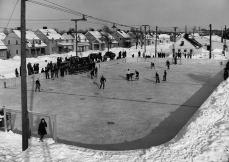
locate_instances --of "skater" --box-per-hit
[135,70,139,80]
[138,51,141,57]
[126,69,130,81]
[94,66,98,78]
[151,62,155,69]
[35,79,41,92]
[90,69,94,79]
[45,67,49,79]
[15,68,19,77]
[155,72,160,83]
[163,70,167,81]
[38,118,47,142]
[166,60,170,70]
[99,75,106,89]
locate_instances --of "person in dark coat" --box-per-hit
[135,70,139,80]
[99,75,106,89]
[15,68,19,77]
[155,72,160,83]
[166,60,170,70]
[151,62,155,69]
[38,118,47,141]
[224,68,228,80]
[35,79,41,92]
[163,70,167,81]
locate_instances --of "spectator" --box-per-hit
[99,75,106,89]
[38,118,47,142]
[15,68,19,77]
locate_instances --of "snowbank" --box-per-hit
[1,76,229,161]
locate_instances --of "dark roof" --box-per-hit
[184,34,202,48]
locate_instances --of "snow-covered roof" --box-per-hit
[0,40,7,50]
[88,31,102,39]
[61,33,74,40]
[117,30,130,38]
[77,33,89,43]
[159,34,170,39]
[0,33,6,40]
[38,28,62,40]
[13,30,40,40]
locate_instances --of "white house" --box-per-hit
[4,30,47,58]
[0,40,7,59]
[35,27,62,55]
[58,33,74,53]
[85,31,106,51]
[100,31,118,48]
[170,34,202,55]
[158,34,171,44]
[112,30,131,48]
[75,33,90,52]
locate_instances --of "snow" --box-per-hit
[0,40,7,50]
[1,74,229,161]
[0,43,228,79]
[13,30,40,40]
[159,34,170,39]
[38,28,62,40]
[0,32,6,40]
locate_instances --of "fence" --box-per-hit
[0,106,57,142]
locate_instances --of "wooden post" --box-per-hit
[3,106,7,132]
[155,26,158,57]
[209,24,212,59]
[21,0,29,151]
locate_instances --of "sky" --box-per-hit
[0,0,229,31]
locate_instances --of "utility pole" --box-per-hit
[21,0,29,151]
[185,25,187,34]
[141,25,150,58]
[224,25,227,56]
[173,27,178,64]
[209,24,212,59]
[155,26,158,57]
[71,15,87,57]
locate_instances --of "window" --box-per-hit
[8,40,10,45]
[180,41,184,46]
[16,50,18,54]
[16,40,18,45]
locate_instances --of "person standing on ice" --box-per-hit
[38,118,47,142]
[166,60,170,70]
[224,68,228,80]
[163,70,167,81]
[35,79,41,92]
[155,72,160,83]
[99,75,106,89]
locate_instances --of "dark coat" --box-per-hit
[38,120,47,136]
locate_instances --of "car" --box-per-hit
[104,51,116,60]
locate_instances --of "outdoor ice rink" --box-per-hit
[0,58,226,150]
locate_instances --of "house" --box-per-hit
[85,31,106,51]
[58,33,74,53]
[112,30,131,48]
[4,30,47,58]
[75,33,90,52]
[170,34,202,55]
[0,40,7,59]
[35,27,62,54]
[100,32,118,48]
[158,34,171,44]
[145,34,154,45]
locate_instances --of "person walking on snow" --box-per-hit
[99,75,106,89]
[38,118,47,142]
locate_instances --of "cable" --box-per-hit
[5,0,20,28]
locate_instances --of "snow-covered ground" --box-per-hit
[1,75,229,161]
[0,43,170,79]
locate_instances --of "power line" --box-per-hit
[5,0,20,28]
[27,0,140,29]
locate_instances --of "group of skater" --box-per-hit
[152,60,170,83]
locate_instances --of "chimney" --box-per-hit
[43,26,47,29]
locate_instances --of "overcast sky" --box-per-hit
[0,0,229,31]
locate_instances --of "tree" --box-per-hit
[102,25,112,34]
